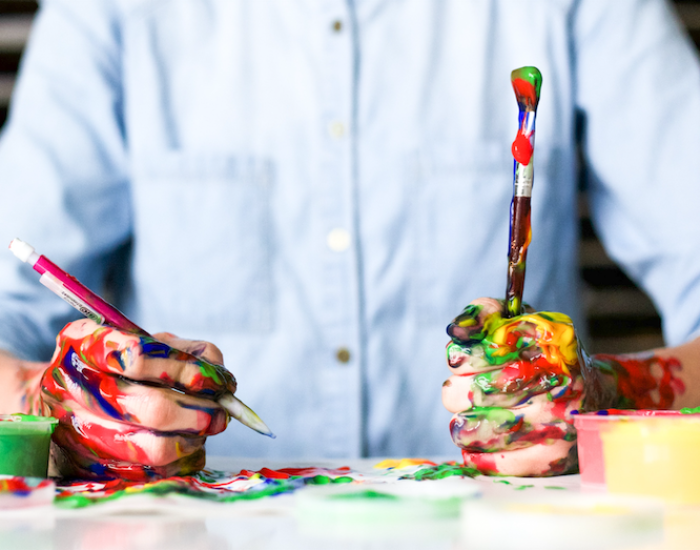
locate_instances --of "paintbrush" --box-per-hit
[505,66,542,318]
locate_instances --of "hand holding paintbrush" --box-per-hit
[505,66,542,318]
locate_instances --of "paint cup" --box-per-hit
[0,414,58,477]
[572,409,684,489]
[600,413,700,504]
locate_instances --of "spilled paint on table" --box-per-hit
[55,466,358,509]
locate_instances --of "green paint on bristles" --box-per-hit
[681,406,700,414]
[510,66,542,99]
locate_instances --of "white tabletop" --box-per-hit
[0,456,694,550]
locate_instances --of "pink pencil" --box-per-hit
[9,238,275,438]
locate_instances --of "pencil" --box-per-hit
[9,238,275,438]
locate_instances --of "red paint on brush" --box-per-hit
[512,132,533,165]
[512,78,538,108]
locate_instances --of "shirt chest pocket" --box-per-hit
[130,153,273,335]
[409,143,514,326]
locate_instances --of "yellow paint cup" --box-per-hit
[600,415,700,504]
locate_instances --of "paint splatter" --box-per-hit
[373,458,437,470]
[0,476,56,509]
[399,463,480,481]
[54,466,359,509]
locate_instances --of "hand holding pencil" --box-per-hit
[43,319,232,479]
[9,238,274,480]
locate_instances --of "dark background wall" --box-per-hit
[1,0,699,354]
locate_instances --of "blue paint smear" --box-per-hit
[63,348,124,421]
[141,340,172,359]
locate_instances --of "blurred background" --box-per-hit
[1,0,698,354]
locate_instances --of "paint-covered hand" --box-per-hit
[442,298,585,476]
[40,319,231,480]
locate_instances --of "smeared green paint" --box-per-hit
[332,476,355,484]
[515,484,534,491]
[544,486,566,490]
[400,463,480,481]
[55,468,359,509]
[681,406,700,414]
[329,490,399,500]
[56,479,295,509]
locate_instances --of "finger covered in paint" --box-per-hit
[54,319,236,398]
[448,397,580,453]
[41,363,228,436]
[461,438,578,477]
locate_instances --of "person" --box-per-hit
[1,0,699,478]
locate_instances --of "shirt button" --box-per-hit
[336,348,351,364]
[326,228,351,252]
[328,120,346,140]
[332,20,343,33]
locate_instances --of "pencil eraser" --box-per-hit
[9,239,35,263]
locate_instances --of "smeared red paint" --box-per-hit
[278,466,352,476]
[462,450,499,475]
[512,78,538,109]
[512,132,533,165]
[511,424,567,445]
[0,477,53,494]
[595,354,685,409]
[550,397,571,421]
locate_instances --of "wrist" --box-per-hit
[0,350,48,415]
[583,350,685,411]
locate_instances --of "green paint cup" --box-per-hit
[0,414,58,477]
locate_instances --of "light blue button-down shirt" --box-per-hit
[1,0,700,459]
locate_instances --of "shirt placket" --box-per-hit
[317,0,363,458]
